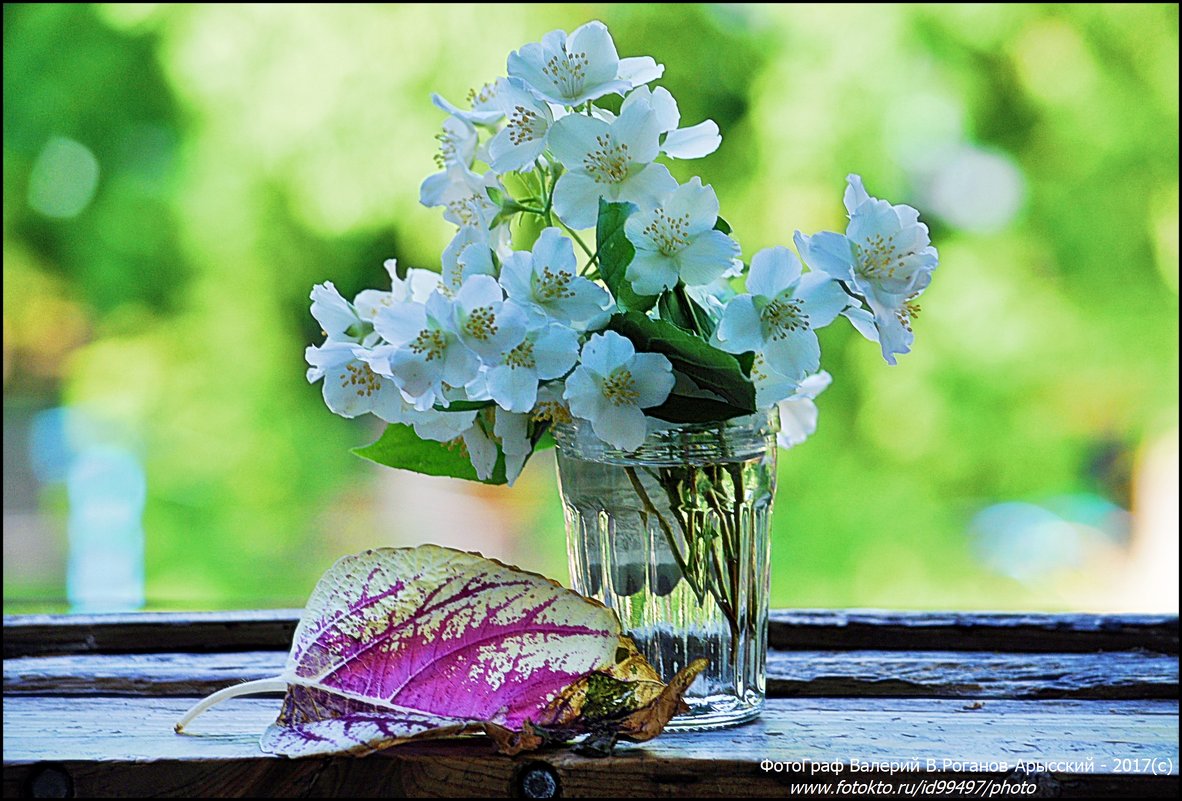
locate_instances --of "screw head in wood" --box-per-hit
[514,761,560,798]
[25,763,73,799]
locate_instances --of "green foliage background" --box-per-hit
[4,4,1177,611]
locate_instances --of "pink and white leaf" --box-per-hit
[175,545,701,758]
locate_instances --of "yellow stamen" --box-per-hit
[535,266,575,301]
[541,49,589,96]
[409,328,447,361]
[583,134,630,184]
[342,361,381,397]
[532,400,573,425]
[602,368,640,406]
[504,339,536,369]
[762,297,807,339]
[641,208,691,255]
[463,306,499,341]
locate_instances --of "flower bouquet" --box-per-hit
[306,20,938,728]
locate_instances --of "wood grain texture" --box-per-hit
[6,695,1176,763]
[769,611,1180,654]
[6,755,1179,798]
[7,610,1177,657]
[1,610,301,658]
[766,650,1181,700]
[3,651,287,696]
[2,696,1178,797]
[4,612,1178,797]
[6,649,1178,701]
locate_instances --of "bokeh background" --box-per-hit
[4,3,1178,613]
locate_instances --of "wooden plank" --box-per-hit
[3,651,287,697]
[3,697,1177,797]
[6,649,1178,701]
[7,611,1178,658]
[5,753,1177,798]
[766,650,1180,700]
[7,696,1176,763]
[2,610,300,658]
[769,611,1180,654]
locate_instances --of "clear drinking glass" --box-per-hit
[553,410,777,730]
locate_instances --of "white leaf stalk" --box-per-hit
[174,677,288,733]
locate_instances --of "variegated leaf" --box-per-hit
[176,545,705,758]
[284,546,622,732]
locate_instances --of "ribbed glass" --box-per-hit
[553,410,777,730]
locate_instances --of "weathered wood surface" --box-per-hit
[7,610,1177,657]
[769,611,1180,654]
[767,650,1180,700]
[6,757,1176,799]
[4,651,287,697]
[4,611,1178,797]
[3,696,1178,797]
[1,610,301,659]
[6,649,1178,701]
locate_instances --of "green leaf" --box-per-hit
[595,199,658,313]
[607,311,757,423]
[353,424,508,485]
[532,427,556,451]
[649,394,758,424]
[713,216,732,235]
[433,400,495,413]
[657,290,694,331]
[687,301,717,339]
[657,283,717,338]
[512,210,546,251]
[489,208,515,230]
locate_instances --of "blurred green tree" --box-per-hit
[3,3,1177,611]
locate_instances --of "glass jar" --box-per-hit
[552,410,777,730]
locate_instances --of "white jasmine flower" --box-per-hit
[619,85,678,129]
[683,261,741,324]
[456,408,533,485]
[485,322,580,413]
[419,165,502,229]
[564,331,675,451]
[777,371,832,449]
[309,282,360,343]
[431,81,504,126]
[616,55,664,89]
[405,406,477,443]
[620,86,721,160]
[662,121,722,160]
[531,381,575,427]
[499,227,612,328]
[714,246,851,382]
[352,262,442,324]
[840,304,880,342]
[548,101,676,229]
[461,419,499,482]
[438,274,527,364]
[433,116,478,170]
[312,264,443,350]
[440,227,497,294]
[305,341,407,423]
[750,352,798,409]
[794,174,938,365]
[506,21,632,107]
[495,409,533,485]
[373,292,480,407]
[623,177,739,295]
[487,78,557,174]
